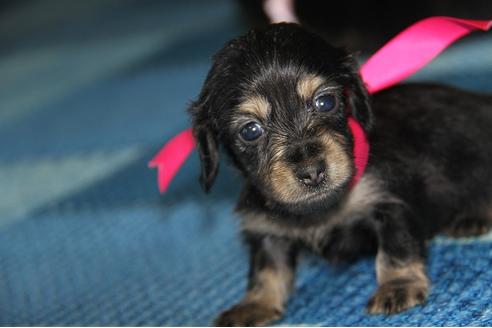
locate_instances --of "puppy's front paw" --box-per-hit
[366,279,428,315]
[214,303,282,327]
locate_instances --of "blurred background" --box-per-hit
[0,0,491,325]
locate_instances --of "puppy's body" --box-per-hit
[370,84,492,239]
[241,84,492,246]
[189,23,492,326]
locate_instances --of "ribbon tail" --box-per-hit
[148,128,195,193]
[361,16,492,94]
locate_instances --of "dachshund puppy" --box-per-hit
[189,23,492,326]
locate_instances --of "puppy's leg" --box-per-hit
[445,207,492,238]
[322,219,378,264]
[446,215,492,237]
[215,235,298,326]
[367,205,429,314]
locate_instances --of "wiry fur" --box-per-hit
[188,23,492,326]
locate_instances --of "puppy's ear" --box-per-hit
[344,56,374,131]
[190,103,219,193]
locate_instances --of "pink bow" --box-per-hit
[149,16,491,193]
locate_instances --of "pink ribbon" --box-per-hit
[361,17,492,93]
[263,0,298,24]
[347,116,369,188]
[148,128,194,192]
[149,16,491,193]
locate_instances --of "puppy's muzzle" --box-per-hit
[295,160,326,187]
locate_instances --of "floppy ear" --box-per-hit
[188,38,244,192]
[344,56,374,131]
[190,104,220,193]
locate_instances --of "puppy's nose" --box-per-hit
[296,161,326,187]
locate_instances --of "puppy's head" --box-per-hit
[190,23,372,214]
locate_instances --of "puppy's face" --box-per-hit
[230,73,353,211]
[191,23,372,214]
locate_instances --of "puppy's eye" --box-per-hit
[314,94,337,112]
[239,122,264,142]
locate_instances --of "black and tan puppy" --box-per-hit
[189,23,492,326]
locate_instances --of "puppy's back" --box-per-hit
[369,83,492,236]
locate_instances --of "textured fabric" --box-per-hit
[1,1,492,326]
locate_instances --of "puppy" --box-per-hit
[189,23,492,326]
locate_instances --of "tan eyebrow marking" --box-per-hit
[238,95,271,119]
[296,74,326,99]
